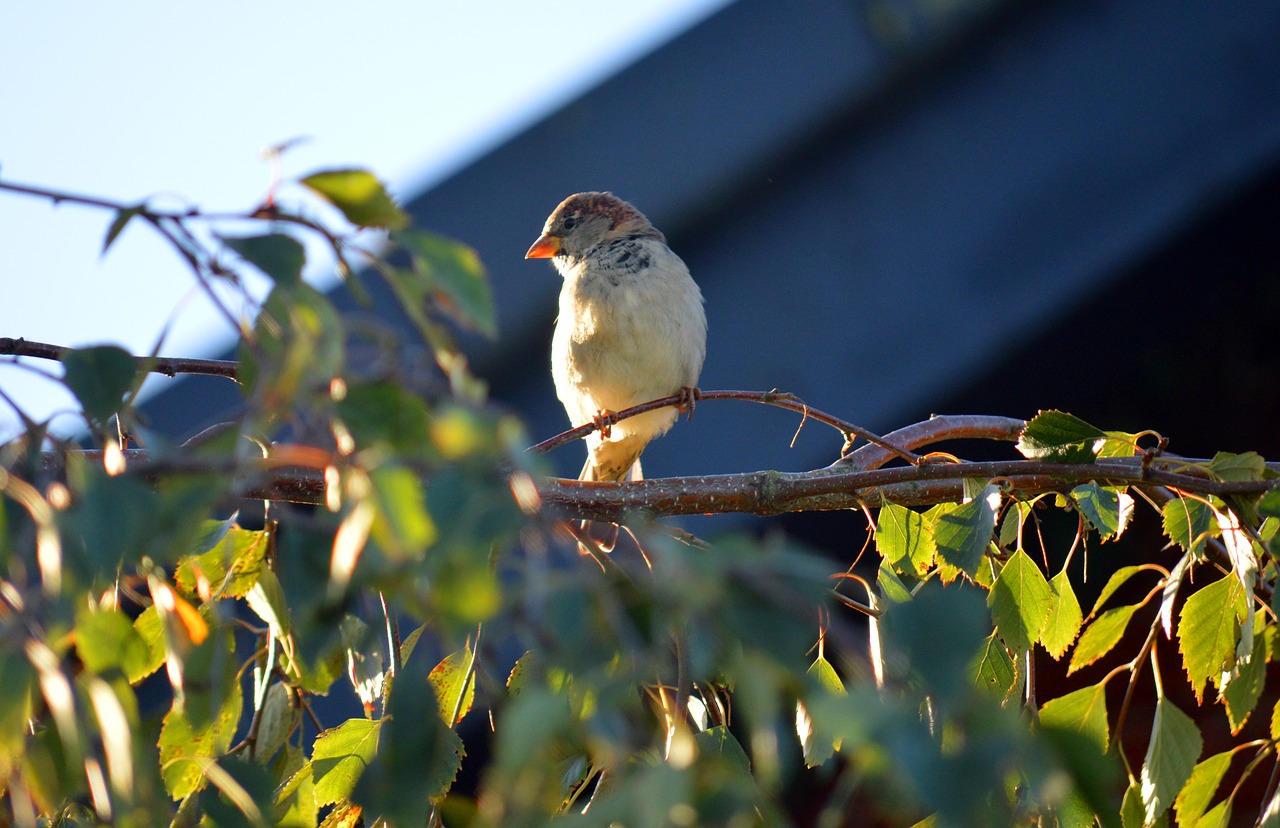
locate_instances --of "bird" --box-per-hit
[526,192,706,482]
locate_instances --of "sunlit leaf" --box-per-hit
[876,503,935,576]
[62,345,136,425]
[1140,697,1202,824]
[988,548,1051,651]
[1178,574,1246,702]
[1042,570,1084,660]
[1090,565,1148,617]
[1172,752,1223,828]
[1070,483,1133,540]
[1163,498,1215,556]
[1041,681,1110,753]
[157,682,243,800]
[301,168,407,229]
[1160,554,1190,639]
[1069,605,1139,675]
[222,233,305,285]
[368,465,437,560]
[429,648,476,726]
[799,655,846,766]
[1017,410,1106,462]
[1223,613,1267,733]
[311,718,383,807]
[175,526,269,599]
[932,485,999,580]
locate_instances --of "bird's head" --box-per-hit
[525,192,662,260]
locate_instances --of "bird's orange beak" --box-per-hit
[525,233,561,259]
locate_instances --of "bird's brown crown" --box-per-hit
[552,192,656,235]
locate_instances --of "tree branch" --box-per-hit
[1,337,240,380]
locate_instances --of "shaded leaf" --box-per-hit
[75,605,151,679]
[971,632,1017,702]
[1223,613,1267,733]
[222,233,305,285]
[1163,498,1215,556]
[102,204,144,255]
[301,168,407,229]
[62,345,137,425]
[395,229,496,337]
[1208,451,1266,482]
[1017,410,1106,462]
[1140,697,1202,824]
[987,548,1052,651]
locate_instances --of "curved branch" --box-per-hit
[0,337,239,380]
[528,389,922,465]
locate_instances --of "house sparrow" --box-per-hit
[526,192,706,481]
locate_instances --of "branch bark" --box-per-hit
[1,337,239,380]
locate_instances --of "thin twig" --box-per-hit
[0,337,239,380]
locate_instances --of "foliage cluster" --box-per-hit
[1,169,1280,827]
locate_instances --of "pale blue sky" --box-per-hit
[0,0,731,438]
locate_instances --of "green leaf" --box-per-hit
[876,503,935,576]
[253,682,294,764]
[1042,570,1084,660]
[1174,750,1232,828]
[336,380,433,457]
[1178,574,1247,702]
[62,345,137,425]
[1257,488,1280,519]
[1070,483,1132,540]
[1040,682,1109,751]
[175,527,269,599]
[311,717,383,807]
[971,632,1017,702]
[239,282,344,410]
[222,233,305,285]
[102,204,144,255]
[395,229,497,337]
[1140,697,1202,824]
[1068,604,1139,674]
[1223,614,1268,733]
[301,168,407,229]
[1090,564,1148,617]
[131,605,166,683]
[429,648,476,726]
[368,465,437,561]
[0,651,36,766]
[157,681,244,800]
[274,746,316,827]
[987,548,1052,651]
[1163,497,1216,556]
[1016,410,1106,462]
[75,605,151,679]
[1208,451,1266,482]
[932,485,999,580]
[876,556,912,605]
[800,655,847,767]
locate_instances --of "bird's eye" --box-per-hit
[562,215,578,230]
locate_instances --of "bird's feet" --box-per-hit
[592,409,620,439]
[676,386,700,421]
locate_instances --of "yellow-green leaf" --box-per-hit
[987,548,1052,651]
[1042,570,1084,660]
[1174,750,1232,828]
[875,503,935,576]
[1069,604,1139,675]
[1178,574,1247,702]
[311,717,383,807]
[301,168,407,229]
[429,648,476,727]
[1039,682,1109,751]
